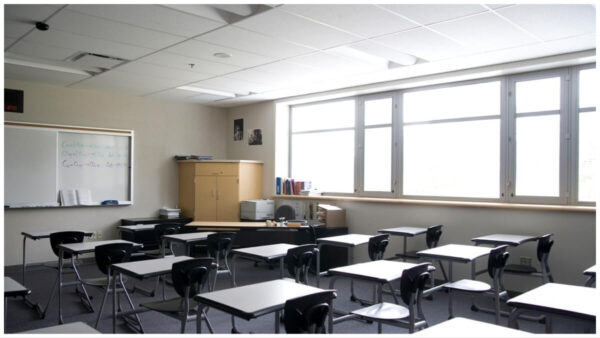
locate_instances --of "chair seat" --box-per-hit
[141,297,197,314]
[351,302,410,320]
[444,279,490,292]
[504,264,538,274]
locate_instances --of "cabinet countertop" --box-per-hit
[177,160,263,164]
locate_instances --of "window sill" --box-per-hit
[271,195,595,213]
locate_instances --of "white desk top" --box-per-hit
[507,283,596,320]
[414,317,532,336]
[471,234,539,246]
[58,239,140,254]
[112,256,194,279]
[118,224,157,231]
[162,231,215,243]
[418,244,491,263]
[21,321,102,334]
[329,260,418,283]
[317,234,373,247]
[194,279,326,320]
[378,227,427,237]
[21,230,93,240]
[232,243,298,261]
[584,265,596,276]
[4,277,30,297]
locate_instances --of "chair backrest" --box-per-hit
[153,223,180,245]
[95,243,134,275]
[207,232,236,260]
[275,205,295,221]
[285,244,317,283]
[172,258,215,298]
[49,231,85,259]
[368,234,389,261]
[425,224,443,248]
[307,224,317,244]
[487,245,510,279]
[284,290,336,334]
[399,263,431,306]
[536,234,554,262]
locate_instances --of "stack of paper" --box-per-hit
[159,207,181,218]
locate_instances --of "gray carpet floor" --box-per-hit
[4,258,594,335]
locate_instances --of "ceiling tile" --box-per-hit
[4,63,89,86]
[196,26,316,59]
[375,28,469,61]
[146,88,198,101]
[381,4,488,25]
[67,5,224,38]
[431,12,539,52]
[117,61,214,83]
[234,8,361,49]
[8,40,79,61]
[4,4,62,39]
[486,4,515,10]
[166,39,275,68]
[140,51,241,76]
[72,70,184,96]
[224,69,277,85]
[48,9,184,50]
[23,29,153,60]
[343,40,420,66]
[192,76,274,94]
[161,5,228,23]
[5,37,17,49]
[496,4,596,41]
[280,4,417,38]
[290,51,379,77]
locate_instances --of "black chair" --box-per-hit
[504,234,554,284]
[207,232,236,288]
[349,263,431,333]
[42,231,94,318]
[444,245,510,324]
[284,290,337,334]
[141,258,216,333]
[275,205,296,221]
[80,243,143,330]
[285,244,318,284]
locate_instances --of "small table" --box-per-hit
[193,279,328,333]
[378,227,427,260]
[413,317,532,336]
[4,277,30,329]
[326,260,419,333]
[56,239,140,324]
[584,265,596,287]
[162,232,215,256]
[231,243,298,285]
[20,230,93,316]
[507,283,596,333]
[20,321,102,334]
[471,234,539,247]
[111,255,194,333]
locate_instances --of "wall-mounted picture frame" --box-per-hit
[248,129,262,145]
[233,118,243,141]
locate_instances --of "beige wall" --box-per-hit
[4,80,228,265]
[226,101,276,197]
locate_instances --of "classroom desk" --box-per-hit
[4,277,30,328]
[193,279,329,333]
[413,317,532,336]
[315,234,373,287]
[507,283,596,333]
[20,230,93,316]
[326,260,419,333]
[584,265,596,287]
[20,321,102,334]
[378,227,427,260]
[118,223,157,232]
[231,243,298,286]
[56,239,140,324]
[161,232,215,256]
[471,234,539,247]
[111,255,194,333]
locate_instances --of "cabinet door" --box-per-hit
[194,176,217,221]
[216,176,240,221]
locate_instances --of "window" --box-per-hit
[287,63,595,206]
[402,81,501,199]
[290,99,355,193]
[578,68,597,202]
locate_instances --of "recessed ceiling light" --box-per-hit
[213,52,232,59]
[177,86,237,98]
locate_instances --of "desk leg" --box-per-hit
[112,272,118,333]
[447,261,453,319]
[377,284,383,333]
[232,255,237,287]
[348,247,357,301]
[22,236,27,285]
[275,310,281,333]
[402,237,408,262]
[316,244,322,287]
[279,257,284,279]
[58,248,64,324]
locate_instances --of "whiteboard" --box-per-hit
[4,122,133,208]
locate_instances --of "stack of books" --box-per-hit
[174,155,213,161]
[275,177,312,195]
[159,207,181,218]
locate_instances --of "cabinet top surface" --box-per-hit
[177,160,263,164]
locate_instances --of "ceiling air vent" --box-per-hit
[68,52,128,74]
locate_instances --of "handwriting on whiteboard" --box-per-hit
[60,141,128,169]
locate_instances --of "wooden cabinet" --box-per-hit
[178,161,263,221]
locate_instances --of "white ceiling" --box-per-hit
[4,4,596,107]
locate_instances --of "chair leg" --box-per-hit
[72,260,94,312]
[437,260,448,281]
[42,276,59,318]
[120,279,144,333]
[447,289,454,319]
[203,310,214,333]
[94,286,111,328]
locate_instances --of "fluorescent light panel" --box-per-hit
[5,58,91,76]
[177,86,237,98]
